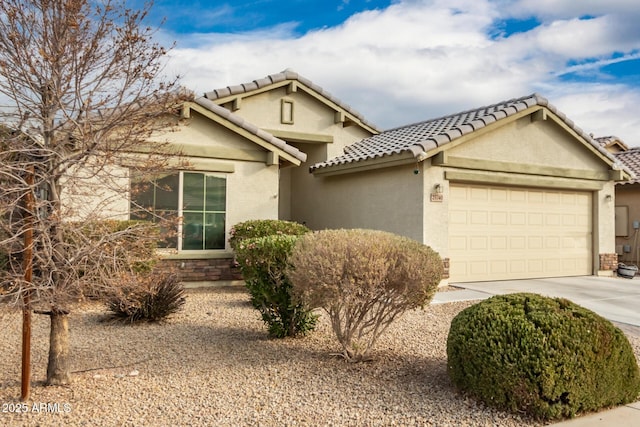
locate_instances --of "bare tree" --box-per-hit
[0,0,185,387]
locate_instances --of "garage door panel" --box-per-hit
[511,190,526,202]
[528,259,544,273]
[510,212,526,225]
[471,211,488,224]
[528,213,543,225]
[546,214,561,226]
[491,236,507,249]
[510,236,526,249]
[544,259,562,272]
[490,260,508,274]
[545,237,560,248]
[450,211,468,225]
[528,236,543,249]
[449,184,592,282]
[491,211,508,225]
[469,261,488,275]
[470,187,489,200]
[509,260,526,274]
[470,236,487,250]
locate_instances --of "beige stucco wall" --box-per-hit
[223,86,374,157]
[453,116,606,170]
[215,85,378,224]
[420,160,449,255]
[148,112,269,162]
[292,162,424,242]
[615,184,640,264]
[225,162,280,242]
[598,181,617,255]
[61,161,130,222]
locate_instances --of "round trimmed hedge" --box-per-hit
[447,293,640,421]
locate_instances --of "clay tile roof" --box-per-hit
[311,93,617,172]
[595,136,620,147]
[595,135,629,153]
[193,97,307,163]
[615,148,640,184]
[204,69,379,131]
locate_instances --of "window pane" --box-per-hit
[130,173,178,222]
[154,173,179,211]
[206,175,226,211]
[130,181,154,218]
[183,172,204,210]
[182,212,204,250]
[130,170,227,252]
[204,213,225,249]
[157,210,178,249]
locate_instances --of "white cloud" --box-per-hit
[165,0,640,145]
[501,0,640,20]
[545,83,640,144]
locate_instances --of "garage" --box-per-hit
[448,183,593,283]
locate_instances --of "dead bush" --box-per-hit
[288,229,443,362]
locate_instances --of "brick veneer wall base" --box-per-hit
[599,253,618,271]
[442,258,450,279]
[159,258,243,282]
[162,256,451,283]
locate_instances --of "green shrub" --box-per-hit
[106,271,186,322]
[288,229,444,362]
[234,234,317,338]
[447,293,640,421]
[228,219,310,251]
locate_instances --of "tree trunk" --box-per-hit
[46,312,71,385]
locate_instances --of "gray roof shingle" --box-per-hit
[204,69,379,132]
[595,135,629,152]
[615,148,640,184]
[311,93,617,172]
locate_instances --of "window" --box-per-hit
[130,171,227,250]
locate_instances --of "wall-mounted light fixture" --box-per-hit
[433,183,443,194]
[605,194,612,202]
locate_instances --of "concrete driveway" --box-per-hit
[434,276,640,329]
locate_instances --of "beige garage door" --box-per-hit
[448,184,592,283]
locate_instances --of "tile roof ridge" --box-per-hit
[616,146,640,153]
[382,93,545,133]
[203,70,379,131]
[310,92,630,176]
[193,96,307,163]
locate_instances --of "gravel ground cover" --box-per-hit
[1,286,639,427]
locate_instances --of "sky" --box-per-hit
[139,0,640,145]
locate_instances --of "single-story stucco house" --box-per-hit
[94,70,631,285]
[304,93,632,283]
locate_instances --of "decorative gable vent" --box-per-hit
[281,99,294,124]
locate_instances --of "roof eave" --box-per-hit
[311,151,416,177]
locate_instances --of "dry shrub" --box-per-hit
[106,271,185,323]
[288,229,443,362]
